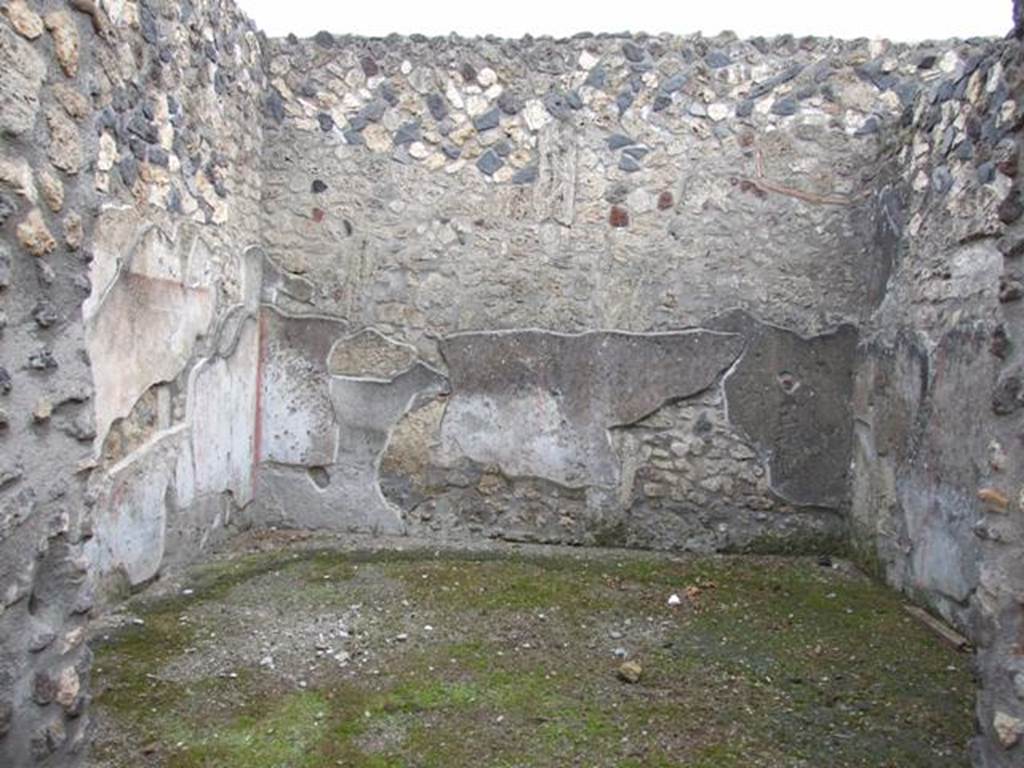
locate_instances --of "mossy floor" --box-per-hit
[89,534,974,768]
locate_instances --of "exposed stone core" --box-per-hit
[0,1,1022,766]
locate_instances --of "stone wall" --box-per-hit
[849,36,1024,767]
[0,0,265,763]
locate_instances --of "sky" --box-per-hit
[240,0,1011,42]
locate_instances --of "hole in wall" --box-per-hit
[308,466,330,489]
[777,371,800,394]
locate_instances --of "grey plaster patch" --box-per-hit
[714,312,859,508]
[437,329,744,488]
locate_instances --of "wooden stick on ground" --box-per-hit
[903,605,972,652]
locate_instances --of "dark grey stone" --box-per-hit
[584,67,607,89]
[390,146,414,165]
[360,99,387,123]
[360,55,379,77]
[147,146,169,166]
[566,90,583,110]
[749,64,804,99]
[1000,276,1024,303]
[662,73,687,93]
[472,108,501,132]
[213,70,228,96]
[343,129,364,145]
[652,95,673,112]
[855,116,880,136]
[618,155,641,173]
[476,149,504,176]
[317,112,335,132]
[622,145,650,160]
[426,93,448,121]
[311,179,328,194]
[771,97,798,116]
[932,166,953,195]
[393,122,421,145]
[139,6,158,44]
[954,138,974,161]
[607,134,633,150]
[126,114,158,144]
[0,244,9,290]
[498,90,522,115]
[999,187,1024,224]
[511,165,538,185]
[128,138,147,161]
[934,80,955,104]
[735,100,754,117]
[265,90,285,124]
[992,371,1024,414]
[616,90,635,115]
[378,83,398,106]
[544,90,571,120]
[705,50,731,68]
[118,156,138,187]
[895,81,920,108]
[622,41,645,62]
[313,30,334,48]
[0,194,14,227]
[441,143,461,160]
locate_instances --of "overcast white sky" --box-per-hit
[241,0,1011,42]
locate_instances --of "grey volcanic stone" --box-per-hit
[393,122,420,145]
[771,97,798,116]
[476,149,503,175]
[607,134,633,150]
[425,93,447,121]
[472,107,500,131]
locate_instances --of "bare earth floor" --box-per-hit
[88,532,974,768]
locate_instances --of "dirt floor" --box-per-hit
[88,531,975,768]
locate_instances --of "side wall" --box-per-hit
[0,0,265,764]
[850,36,1024,767]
